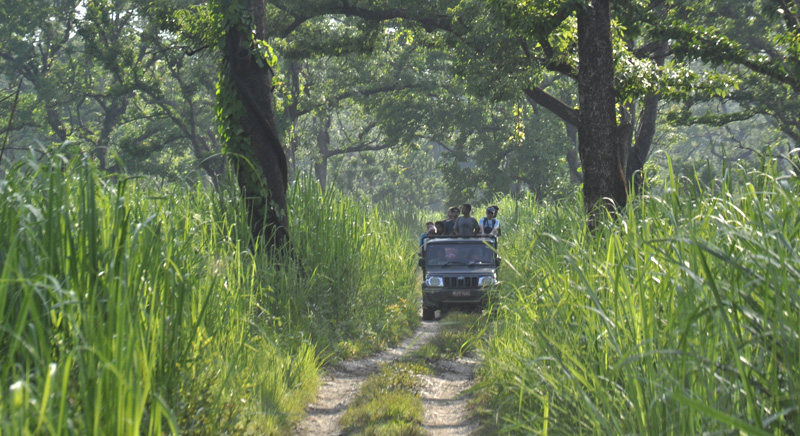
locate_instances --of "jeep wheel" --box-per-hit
[422,307,436,321]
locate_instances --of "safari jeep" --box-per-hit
[418,235,501,321]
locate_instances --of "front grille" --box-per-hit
[444,276,478,288]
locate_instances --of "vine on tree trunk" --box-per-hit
[213,0,289,248]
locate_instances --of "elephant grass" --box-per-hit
[286,174,419,359]
[0,148,417,434]
[478,159,800,435]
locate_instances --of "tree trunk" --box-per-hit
[95,100,128,171]
[189,131,224,187]
[627,40,667,194]
[565,123,582,183]
[577,0,627,225]
[314,114,331,192]
[286,60,302,179]
[627,93,659,193]
[45,104,68,143]
[222,0,289,248]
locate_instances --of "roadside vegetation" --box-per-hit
[0,146,418,435]
[478,157,800,435]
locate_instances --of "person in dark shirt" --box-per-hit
[435,220,445,235]
[443,206,460,235]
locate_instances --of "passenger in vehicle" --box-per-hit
[490,205,501,236]
[444,247,459,262]
[435,220,445,235]
[455,203,480,236]
[443,206,460,235]
[418,221,437,256]
[480,206,500,236]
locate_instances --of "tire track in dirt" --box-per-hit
[420,356,480,436]
[292,317,480,436]
[292,320,441,436]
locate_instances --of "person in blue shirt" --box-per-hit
[419,221,436,245]
[418,221,436,256]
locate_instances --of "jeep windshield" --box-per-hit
[424,240,495,268]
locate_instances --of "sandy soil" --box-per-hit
[420,356,480,436]
[292,316,479,436]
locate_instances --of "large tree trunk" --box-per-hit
[222,0,289,248]
[577,0,627,225]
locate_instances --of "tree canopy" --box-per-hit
[1,0,796,223]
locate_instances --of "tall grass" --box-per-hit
[479,158,800,434]
[284,174,419,356]
[0,145,418,434]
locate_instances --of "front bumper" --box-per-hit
[422,287,487,308]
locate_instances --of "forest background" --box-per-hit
[1,0,799,434]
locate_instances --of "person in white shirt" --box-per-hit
[479,206,500,236]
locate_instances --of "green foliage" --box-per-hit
[4,0,797,215]
[439,100,574,205]
[273,25,454,208]
[654,0,800,141]
[268,5,579,209]
[0,0,226,180]
[168,3,222,48]
[327,143,448,210]
[655,98,795,183]
[284,174,420,358]
[477,158,800,434]
[0,146,317,435]
[0,146,419,434]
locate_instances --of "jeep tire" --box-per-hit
[422,307,436,321]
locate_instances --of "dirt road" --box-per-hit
[292,319,480,435]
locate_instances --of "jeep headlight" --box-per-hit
[425,276,444,287]
[478,275,498,286]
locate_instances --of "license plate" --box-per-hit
[452,290,470,297]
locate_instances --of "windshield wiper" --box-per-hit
[468,261,492,266]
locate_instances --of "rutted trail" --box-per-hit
[292,319,479,435]
[420,357,480,435]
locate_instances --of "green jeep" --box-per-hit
[418,235,501,321]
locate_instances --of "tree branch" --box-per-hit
[274,0,453,37]
[523,87,579,126]
[325,140,391,157]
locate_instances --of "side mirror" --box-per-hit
[495,257,502,267]
[418,258,425,267]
